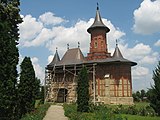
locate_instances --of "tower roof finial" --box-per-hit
[87,3,110,33]
[78,42,80,48]
[67,43,69,50]
[116,39,118,47]
[97,2,99,10]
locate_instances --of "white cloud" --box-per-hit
[154,39,160,46]
[48,55,54,64]
[23,28,54,47]
[139,53,158,64]
[45,20,90,57]
[132,66,149,79]
[45,18,125,57]
[132,73,153,91]
[19,15,43,45]
[118,43,152,61]
[39,12,66,25]
[132,66,153,91]
[129,43,151,55]
[31,57,44,84]
[19,12,125,53]
[103,19,125,50]
[133,0,160,35]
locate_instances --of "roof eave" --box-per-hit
[87,26,110,33]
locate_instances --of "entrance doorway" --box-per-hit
[57,88,68,103]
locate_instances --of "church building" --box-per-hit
[45,5,137,105]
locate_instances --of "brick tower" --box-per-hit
[87,4,111,60]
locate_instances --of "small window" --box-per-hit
[94,40,98,48]
[101,41,103,47]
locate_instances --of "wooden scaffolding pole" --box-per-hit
[44,68,47,102]
[63,65,66,102]
[93,63,96,105]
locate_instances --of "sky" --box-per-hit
[19,0,160,91]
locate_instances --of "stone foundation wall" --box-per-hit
[110,97,133,105]
[98,96,133,105]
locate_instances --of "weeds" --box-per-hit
[21,103,50,120]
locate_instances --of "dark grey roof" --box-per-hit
[48,49,60,66]
[47,47,137,69]
[83,45,137,66]
[111,45,137,66]
[58,48,85,65]
[85,57,137,66]
[112,45,123,59]
[87,6,110,33]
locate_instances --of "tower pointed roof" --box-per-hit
[112,45,123,59]
[87,4,110,33]
[48,48,60,66]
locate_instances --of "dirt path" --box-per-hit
[43,105,68,120]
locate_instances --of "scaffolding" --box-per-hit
[44,63,96,103]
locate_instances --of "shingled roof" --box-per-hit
[87,5,110,33]
[48,49,60,66]
[58,48,85,65]
[112,45,123,59]
[111,45,137,66]
[47,47,137,69]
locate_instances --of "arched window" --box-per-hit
[94,40,98,48]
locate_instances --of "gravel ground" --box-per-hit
[43,105,68,120]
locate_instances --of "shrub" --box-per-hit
[112,103,157,117]
[64,103,127,120]
[21,103,50,120]
[126,105,138,115]
[139,105,156,117]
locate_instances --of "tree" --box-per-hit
[18,57,38,117]
[140,89,146,101]
[77,66,89,112]
[40,86,45,104]
[132,92,138,102]
[148,61,160,116]
[34,77,41,99]
[0,0,22,119]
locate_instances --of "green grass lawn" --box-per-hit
[64,103,160,120]
[122,114,160,120]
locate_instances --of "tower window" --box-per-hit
[101,41,104,47]
[94,38,97,40]
[94,40,98,48]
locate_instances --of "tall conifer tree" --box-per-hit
[77,66,89,112]
[0,0,22,119]
[148,61,160,116]
[18,57,37,116]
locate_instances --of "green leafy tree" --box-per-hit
[18,57,38,117]
[148,61,160,116]
[0,0,22,119]
[132,92,138,102]
[77,66,89,112]
[140,89,146,101]
[134,91,141,102]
